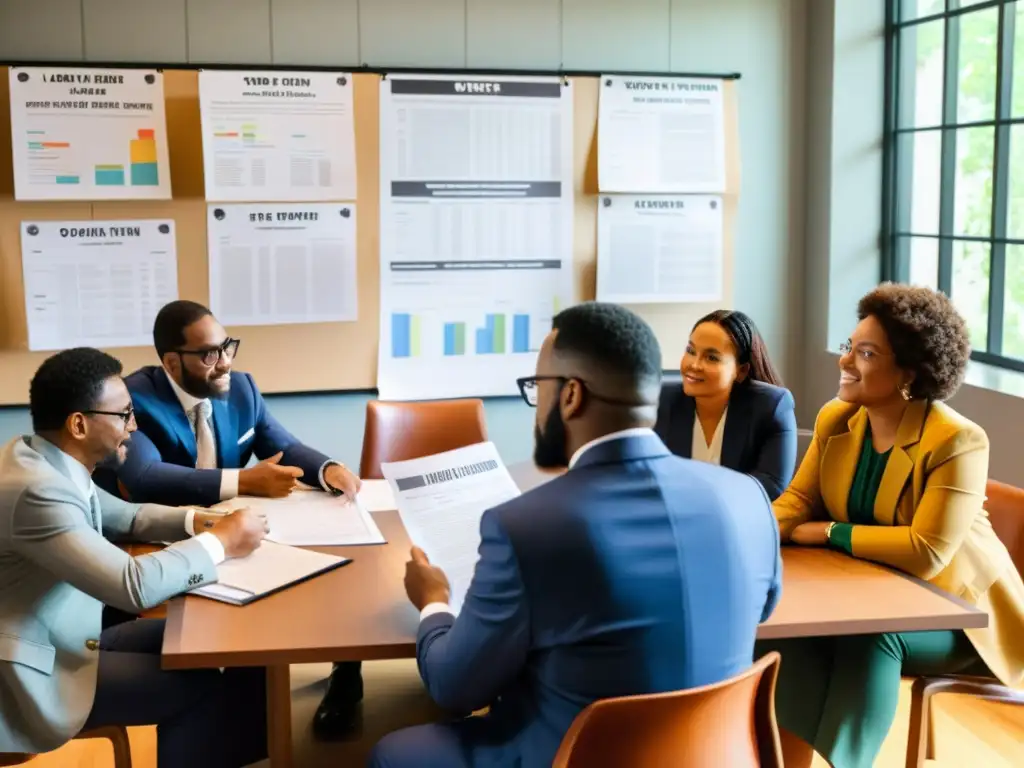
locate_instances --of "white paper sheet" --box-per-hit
[596,194,724,304]
[376,74,575,400]
[21,219,178,350]
[198,70,356,202]
[381,442,520,615]
[598,75,727,194]
[357,479,397,512]
[191,540,348,604]
[217,491,385,546]
[206,203,357,326]
[9,67,171,201]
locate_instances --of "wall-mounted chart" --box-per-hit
[8,67,171,201]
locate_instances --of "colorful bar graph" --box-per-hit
[444,322,467,356]
[490,314,506,355]
[130,128,159,186]
[410,315,422,356]
[475,328,491,355]
[392,313,411,358]
[513,314,530,354]
[95,164,125,186]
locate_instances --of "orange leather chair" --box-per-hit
[551,651,784,768]
[359,399,488,479]
[904,479,1024,768]
[0,726,133,767]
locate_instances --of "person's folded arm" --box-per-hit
[97,484,193,543]
[117,427,223,507]
[12,488,218,613]
[839,428,989,580]
[415,508,529,713]
[749,390,798,501]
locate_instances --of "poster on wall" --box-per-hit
[596,194,723,304]
[376,74,575,401]
[8,67,172,201]
[198,70,357,202]
[598,75,727,194]
[21,219,178,350]
[206,203,358,327]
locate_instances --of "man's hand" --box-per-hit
[789,521,832,547]
[208,508,269,558]
[324,463,362,497]
[404,546,451,612]
[239,451,303,498]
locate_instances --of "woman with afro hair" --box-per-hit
[760,283,1024,768]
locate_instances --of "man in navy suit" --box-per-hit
[97,300,364,740]
[370,302,783,768]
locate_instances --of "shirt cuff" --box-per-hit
[319,460,342,494]
[195,531,226,565]
[829,522,855,555]
[420,602,454,621]
[220,469,240,501]
[184,508,196,536]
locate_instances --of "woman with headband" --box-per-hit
[654,309,797,499]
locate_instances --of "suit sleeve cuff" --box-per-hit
[184,508,196,536]
[829,522,854,555]
[319,460,341,494]
[220,470,240,501]
[195,532,226,565]
[420,602,454,621]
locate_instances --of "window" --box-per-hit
[884,0,1024,372]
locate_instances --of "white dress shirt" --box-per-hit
[44,437,225,565]
[418,427,657,622]
[691,408,728,466]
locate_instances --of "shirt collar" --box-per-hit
[163,367,207,415]
[567,427,656,469]
[29,434,94,498]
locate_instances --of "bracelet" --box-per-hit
[825,521,836,542]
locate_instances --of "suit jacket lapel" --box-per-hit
[721,389,751,471]
[873,399,929,526]
[820,407,869,523]
[211,398,240,469]
[152,371,199,462]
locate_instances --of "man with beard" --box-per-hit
[370,302,783,768]
[97,299,366,740]
[0,348,269,766]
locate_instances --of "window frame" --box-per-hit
[883,0,1023,372]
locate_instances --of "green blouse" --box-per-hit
[829,428,892,554]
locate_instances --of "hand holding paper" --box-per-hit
[404,546,452,611]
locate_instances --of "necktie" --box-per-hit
[194,401,217,470]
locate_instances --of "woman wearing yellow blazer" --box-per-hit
[762,284,1024,768]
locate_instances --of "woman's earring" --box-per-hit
[900,384,912,401]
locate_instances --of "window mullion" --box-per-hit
[937,9,960,295]
[987,2,1014,356]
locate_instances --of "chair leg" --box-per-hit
[906,678,965,768]
[78,726,133,768]
[926,714,936,759]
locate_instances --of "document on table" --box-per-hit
[598,75,727,194]
[206,203,357,326]
[380,442,521,615]
[221,491,385,546]
[191,540,349,605]
[198,69,356,202]
[596,194,724,304]
[21,219,178,350]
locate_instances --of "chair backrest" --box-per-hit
[359,399,489,479]
[552,651,783,768]
[985,479,1024,577]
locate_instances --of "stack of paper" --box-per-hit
[214,491,386,546]
[192,540,349,605]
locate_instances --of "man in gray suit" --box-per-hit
[0,348,268,766]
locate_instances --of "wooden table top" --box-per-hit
[160,510,987,670]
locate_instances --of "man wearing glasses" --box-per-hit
[95,299,366,740]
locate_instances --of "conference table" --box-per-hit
[157,463,988,767]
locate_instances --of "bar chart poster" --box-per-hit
[8,67,171,201]
[198,70,356,202]
[377,73,575,400]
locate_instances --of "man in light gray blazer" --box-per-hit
[0,348,268,767]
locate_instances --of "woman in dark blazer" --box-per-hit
[655,309,797,500]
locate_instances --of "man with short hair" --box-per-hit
[0,348,268,766]
[98,299,364,739]
[370,302,783,768]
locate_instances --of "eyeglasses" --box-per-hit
[839,340,893,362]
[516,376,566,406]
[175,338,240,367]
[83,407,135,427]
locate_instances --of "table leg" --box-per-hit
[266,664,293,767]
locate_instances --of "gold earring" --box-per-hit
[900,384,912,401]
